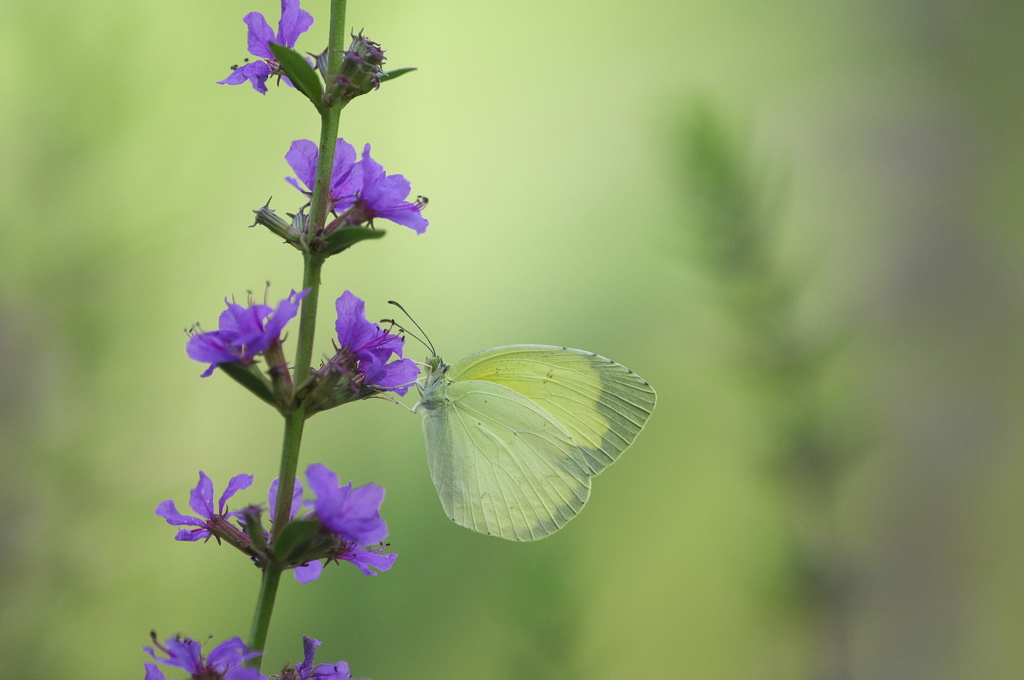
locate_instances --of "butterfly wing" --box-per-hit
[448,345,657,475]
[422,378,592,541]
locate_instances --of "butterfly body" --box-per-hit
[416,345,656,541]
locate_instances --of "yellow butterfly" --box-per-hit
[414,345,655,541]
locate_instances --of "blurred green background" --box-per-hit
[2,0,1024,678]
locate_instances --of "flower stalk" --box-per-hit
[250,0,347,668]
[168,0,426,672]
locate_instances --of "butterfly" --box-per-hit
[413,345,656,541]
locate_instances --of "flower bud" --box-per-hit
[301,356,366,415]
[239,505,269,564]
[325,32,386,104]
[251,204,301,246]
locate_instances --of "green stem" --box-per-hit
[246,0,349,669]
[327,0,350,76]
[306,0,349,243]
[291,253,326,384]
[246,408,305,667]
[272,408,308,537]
[247,564,283,665]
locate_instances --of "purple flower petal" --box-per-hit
[219,474,254,514]
[173,527,209,542]
[185,332,238,378]
[143,663,166,680]
[376,202,430,234]
[285,139,360,208]
[375,357,419,396]
[188,471,215,520]
[292,560,324,583]
[217,60,274,95]
[285,140,319,192]
[243,12,276,59]
[329,139,360,201]
[305,463,339,501]
[334,291,376,351]
[346,143,429,233]
[149,637,203,674]
[155,500,204,527]
[313,661,353,680]
[276,0,314,47]
[330,483,389,546]
[225,668,268,680]
[306,464,389,546]
[262,289,309,341]
[344,546,397,576]
[268,477,304,521]
[208,637,260,669]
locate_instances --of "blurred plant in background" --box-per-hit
[680,101,864,679]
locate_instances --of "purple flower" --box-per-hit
[327,290,419,396]
[155,471,253,542]
[268,476,305,523]
[218,0,314,94]
[344,143,428,233]
[285,140,428,234]
[186,289,309,377]
[285,139,361,210]
[291,463,397,582]
[290,636,357,680]
[144,634,265,680]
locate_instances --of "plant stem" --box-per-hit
[246,0,349,668]
[291,254,326,384]
[272,408,308,537]
[247,564,283,666]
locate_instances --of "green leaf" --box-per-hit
[219,363,279,409]
[379,67,417,84]
[323,226,385,255]
[241,508,268,557]
[269,42,325,110]
[273,520,321,563]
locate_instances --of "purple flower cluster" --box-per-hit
[292,464,397,582]
[285,139,428,233]
[326,291,419,396]
[143,635,364,680]
[218,0,314,95]
[144,635,263,680]
[156,465,396,583]
[186,289,309,377]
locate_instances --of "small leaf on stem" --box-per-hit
[269,42,325,111]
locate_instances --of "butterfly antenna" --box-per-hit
[380,318,433,355]
[387,300,436,356]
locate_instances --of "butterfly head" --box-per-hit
[423,354,450,381]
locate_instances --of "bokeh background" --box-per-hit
[2,0,1023,678]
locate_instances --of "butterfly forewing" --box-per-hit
[448,346,657,475]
